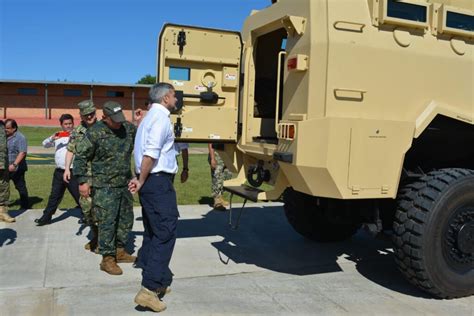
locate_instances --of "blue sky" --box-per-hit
[0,0,269,84]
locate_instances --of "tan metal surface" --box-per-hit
[158,0,473,200]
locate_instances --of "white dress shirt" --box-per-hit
[134,103,178,174]
[42,134,70,170]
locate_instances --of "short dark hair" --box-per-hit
[59,114,74,124]
[5,119,18,130]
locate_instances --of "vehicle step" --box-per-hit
[224,185,264,202]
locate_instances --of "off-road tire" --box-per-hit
[393,168,474,298]
[283,188,360,242]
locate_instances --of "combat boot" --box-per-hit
[156,287,171,299]
[84,225,98,253]
[134,286,167,312]
[0,206,15,223]
[213,195,228,211]
[116,247,137,263]
[100,256,123,275]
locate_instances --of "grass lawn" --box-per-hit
[9,154,242,209]
[20,126,59,146]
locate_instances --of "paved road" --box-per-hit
[0,203,472,315]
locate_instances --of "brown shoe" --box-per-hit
[116,247,137,263]
[100,256,123,275]
[134,287,167,312]
[0,206,15,223]
[213,196,227,211]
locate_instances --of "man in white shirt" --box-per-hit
[35,114,81,226]
[135,101,189,184]
[129,83,178,313]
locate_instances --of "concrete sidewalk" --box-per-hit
[0,203,472,315]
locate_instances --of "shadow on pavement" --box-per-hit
[0,228,17,247]
[165,204,432,299]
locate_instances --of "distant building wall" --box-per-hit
[0,81,151,126]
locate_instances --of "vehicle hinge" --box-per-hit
[177,30,186,55]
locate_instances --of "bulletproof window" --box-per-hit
[106,91,124,97]
[64,89,82,97]
[446,11,474,32]
[18,88,38,95]
[387,0,427,23]
[169,67,190,81]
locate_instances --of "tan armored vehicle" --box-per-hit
[157,0,473,298]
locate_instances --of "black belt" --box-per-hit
[137,171,174,179]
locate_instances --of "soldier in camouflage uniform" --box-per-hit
[73,101,137,276]
[208,144,233,210]
[0,120,14,223]
[64,100,98,251]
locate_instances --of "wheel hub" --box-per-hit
[457,221,474,254]
[444,208,474,268]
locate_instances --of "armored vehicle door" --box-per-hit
[158,24,242,142]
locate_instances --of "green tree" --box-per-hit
[136,74,156,84]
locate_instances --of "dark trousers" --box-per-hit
[42,168,81,217]
[137,173,179,291]
[9,169,29,209]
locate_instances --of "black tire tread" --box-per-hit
[283,188,360,242]
[392,168,474,298]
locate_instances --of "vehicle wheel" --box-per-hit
[283,188,360,242]
[393,168,474,298]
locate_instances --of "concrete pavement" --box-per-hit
[0,203,472,315]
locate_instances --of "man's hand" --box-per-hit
[128,177,143,194]
[63,169,71,183]
[8,164,16,172]
[181,169,188,183]
[210,158,217,170]
[79,183,90,198]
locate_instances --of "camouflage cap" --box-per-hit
[78,100,96,116]
[103,101,126,123]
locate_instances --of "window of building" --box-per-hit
[387,0,427,23]
[169,67,191,81]
[106,91,125,97]
[18,88,38,95]
[446,11,474,32]
[64,89,82,97]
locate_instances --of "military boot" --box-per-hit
[100,256,123,275]
[0,206,15,223]
[156,287,171,299]
[134,286,167,312]
[84,225,98,253]
[116,247,137,263]
[213,195,228,211]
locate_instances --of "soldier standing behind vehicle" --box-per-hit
[73,101,137,275]
[64,100,98,251]
[208,144,232,210]
[0,120,14,223]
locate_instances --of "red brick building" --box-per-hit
[0,80,152,126]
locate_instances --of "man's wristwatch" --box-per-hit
[182,168,189,172]
[12,163,18,168]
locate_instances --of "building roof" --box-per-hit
[0,79,152,88]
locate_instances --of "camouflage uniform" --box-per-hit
[0,121,10,210]
[68,122,94,223]
[210,151,232,198]
[73,120,136,257]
